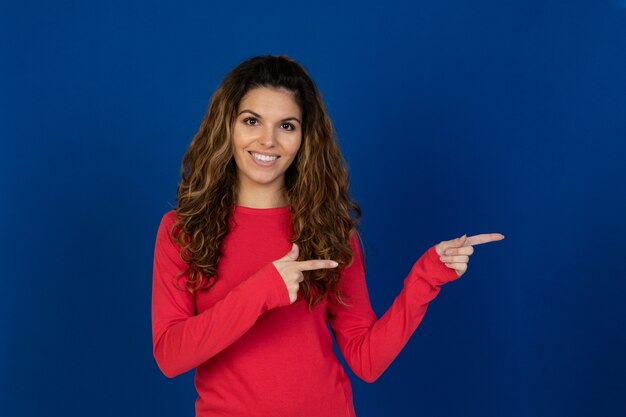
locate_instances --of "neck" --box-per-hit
[236,187,288,209]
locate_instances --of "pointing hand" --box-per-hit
[272,243,339,304]
[435,233,505,278]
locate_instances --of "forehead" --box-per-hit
[238,86,301,116]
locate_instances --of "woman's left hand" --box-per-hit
[435,233,505,277]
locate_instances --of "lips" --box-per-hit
[248,151,280,157]
[248,151,279,167]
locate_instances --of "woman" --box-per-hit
[151,54,504,417]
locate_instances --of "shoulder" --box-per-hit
[156,210,181,242]
[348,228,361,247]
[348,228,364,259]
[160,209,178,227]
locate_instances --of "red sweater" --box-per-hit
[151,205,460,417]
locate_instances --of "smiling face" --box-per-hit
[231,86,303,207]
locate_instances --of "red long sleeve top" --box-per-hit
[151,205,460,417]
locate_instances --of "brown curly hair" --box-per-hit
[170,54,363,311]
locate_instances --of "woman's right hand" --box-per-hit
[272,243,338,304]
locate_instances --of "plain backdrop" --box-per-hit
[1,1,625,416]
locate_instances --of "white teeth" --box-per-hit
[251,152,278,162]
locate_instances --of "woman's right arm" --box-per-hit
[151,211,291,378]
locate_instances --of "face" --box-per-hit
[232,86,303,201]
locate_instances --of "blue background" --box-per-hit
[2,1,625,416]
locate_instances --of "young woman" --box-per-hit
[151,54,504,417]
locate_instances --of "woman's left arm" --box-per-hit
[326,231,504,383]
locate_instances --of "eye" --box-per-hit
[243,117,258,126]
[281,122,295,131]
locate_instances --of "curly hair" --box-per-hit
[170,54,363,311]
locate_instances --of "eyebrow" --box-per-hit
[238,109,301,125]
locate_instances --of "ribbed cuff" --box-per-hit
[258,262,292,308]
[423,244,462,287]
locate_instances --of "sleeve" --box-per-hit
[326,231,460,383]
[151,211,292,378]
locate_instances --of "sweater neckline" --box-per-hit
[234,205,291,215]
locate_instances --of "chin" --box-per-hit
[253,176,281,185]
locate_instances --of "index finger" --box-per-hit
[296,259,338,271]
[465,233,505,246]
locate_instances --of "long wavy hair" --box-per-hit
[170,54,363,311]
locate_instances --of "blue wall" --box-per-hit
[2,1,625,416]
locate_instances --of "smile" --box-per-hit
[250,151,279,161]
[249,151,279,167]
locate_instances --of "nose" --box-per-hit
[258,126,277,147]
